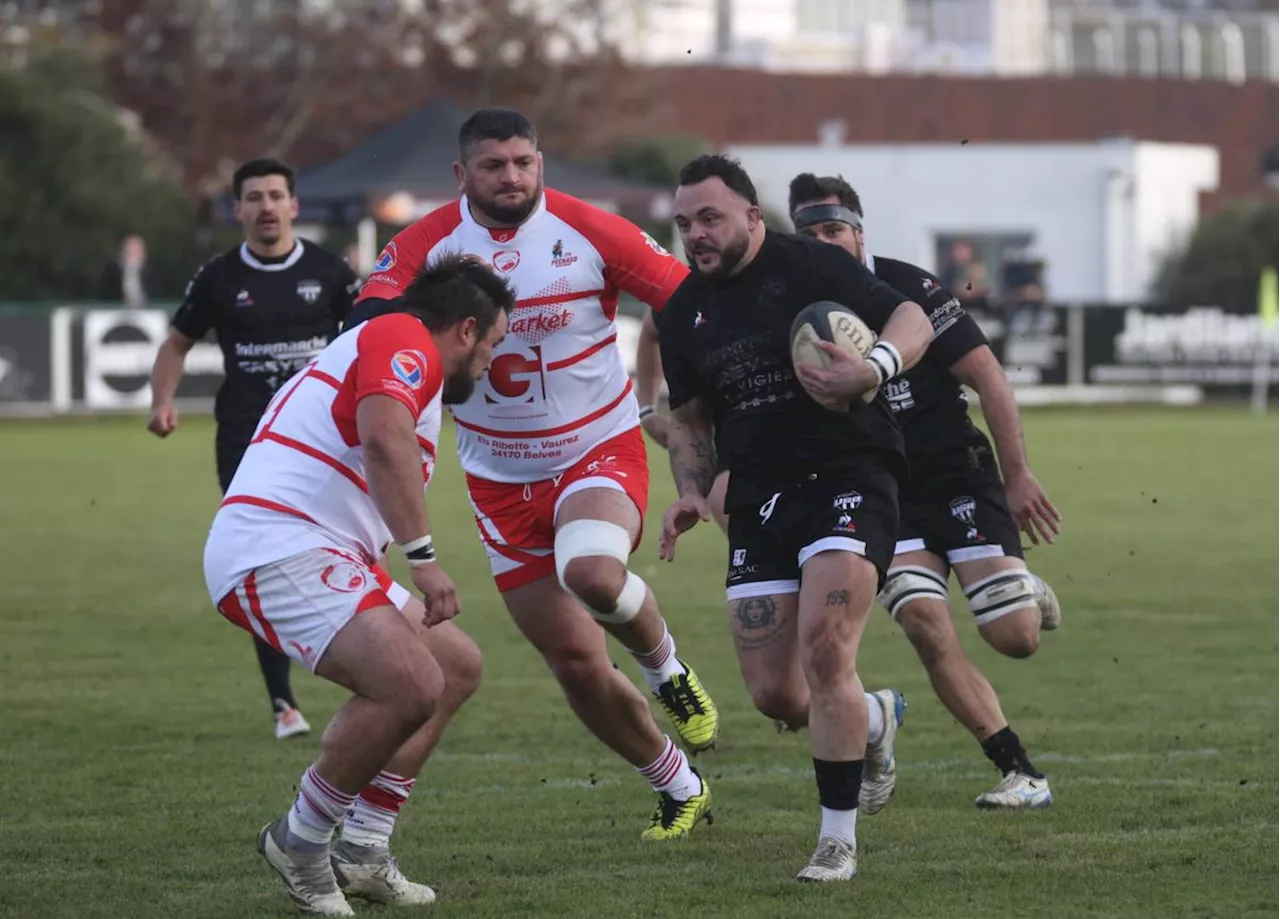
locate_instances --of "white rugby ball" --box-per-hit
[789,300,878,405]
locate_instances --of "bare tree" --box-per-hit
[7,0,638,190]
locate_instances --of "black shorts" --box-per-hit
[724,468,899,600]
[215,425,254,494]
[895,476,1023,568]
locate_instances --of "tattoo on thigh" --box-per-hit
[825,589,851,607]
[733,596,789,650]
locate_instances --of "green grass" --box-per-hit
[0,408,1276,918]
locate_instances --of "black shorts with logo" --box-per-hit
[724,467,899,599]
[896,474,1024,568]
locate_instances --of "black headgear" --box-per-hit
[792,203,862,232]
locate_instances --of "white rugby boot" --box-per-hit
[795,835,858,882]
[860,689,906,815]
[1031,575,1061,631]
[331,839,437,906]
[975,771,1054,810]
[274,700,312,740]
[256,818,353,917]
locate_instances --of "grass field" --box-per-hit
[0,407,1276,919]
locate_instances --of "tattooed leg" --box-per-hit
[727,592,808,729]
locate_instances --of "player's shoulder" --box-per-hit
[191,245,242,280]
[543,188,653,246]
[543,187,613,226]
[357,314,442,380]
[359,310,424,336]
[407,200,466,243]
[777,230,841,264]
[871,254,942,295]
[179,248,241,303]
[296,239,353,274]
[769,230,856,280]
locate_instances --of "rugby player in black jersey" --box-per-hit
[147,158,361,740]
[656,155,934,882]
[640,170,1065,812]
[784,173,1062,810]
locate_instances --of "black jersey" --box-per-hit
[659,231,911,510]
[868,254,997,482]
[172,241,359,430]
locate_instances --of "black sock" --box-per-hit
[981,726,1043,778]
[813,758,864,811]
[253,636,297,712]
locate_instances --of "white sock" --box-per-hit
[287,765,356,848]
[820,805,858,847]
[637,736,701,800]
[342,770,415,849]
[630,624,686,694]
[865,693,886,745]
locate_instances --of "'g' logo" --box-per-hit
[487,346,545,404]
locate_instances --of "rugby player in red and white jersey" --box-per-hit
[348,107,718,840]
[203,255,513,916]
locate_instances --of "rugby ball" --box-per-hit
[789,300,879,405]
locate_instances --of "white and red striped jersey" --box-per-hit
[204,313,443,602]
[358,189,688,483]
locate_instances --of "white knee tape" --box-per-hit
[965,568,1037,625]
[554,520,646,625]
[878,566,949,619]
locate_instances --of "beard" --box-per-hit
[688,229,750,279]
[441,367,478,406]
[252,218,281,247]
[470,179,543,226]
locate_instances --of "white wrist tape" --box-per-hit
[866,341,903,386]
[399,534,436,567]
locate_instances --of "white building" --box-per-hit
[725,137,1220,302]
[601,0,1278,80]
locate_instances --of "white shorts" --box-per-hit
[213,547,412,672]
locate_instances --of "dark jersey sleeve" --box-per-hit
[808,241,910,333]
[328,259,362,324]
[340,296,403,336]
[171,258,220,340]
[924,290,988,368]
[877,259,989,368]
[656,290,704,411]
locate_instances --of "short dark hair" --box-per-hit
[788,173,862,218]
[402,253,516,339]
[676,154,759,206]
[233,158,296,199]
[459,107,538,160]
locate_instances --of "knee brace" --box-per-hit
[964,568,1038,625]
[877,566,950,619]
[555,520,647,625]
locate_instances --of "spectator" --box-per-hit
[99,234,150,308]
[941,239,990,309]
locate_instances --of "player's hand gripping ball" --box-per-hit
[790,301,879,410]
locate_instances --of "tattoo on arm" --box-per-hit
[825,589,851,607]
[666,398,717,497]
[732,595,789,650]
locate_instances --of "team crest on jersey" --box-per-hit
[641,231,669,255]
[550,239,578,268]
[296,279,322,303]
[391,349,429,390]
[374,241,397,273]
[492,250,521,272]
[235,289,254,308]
[922,277,938,293]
